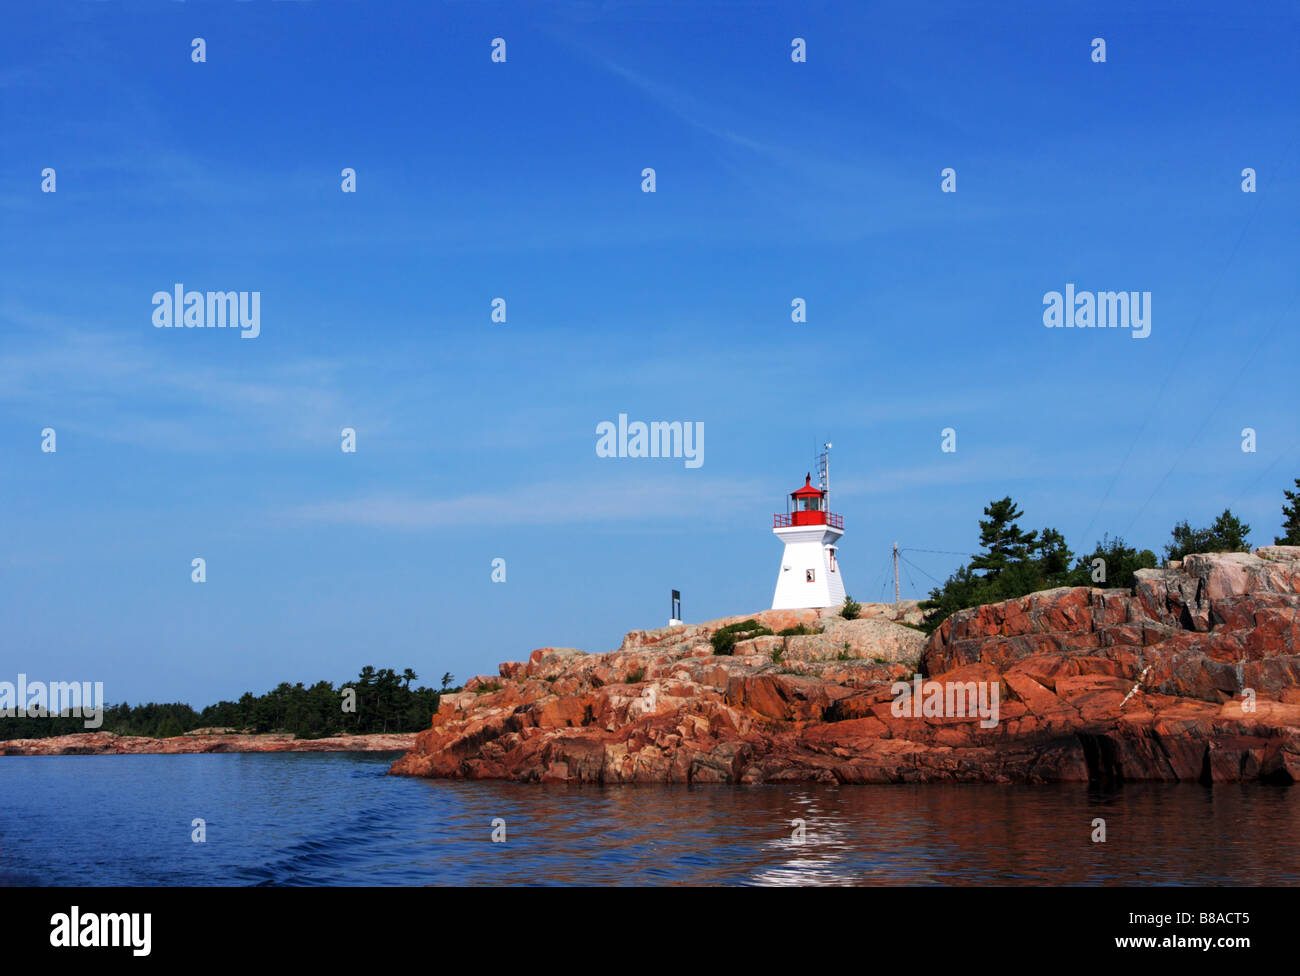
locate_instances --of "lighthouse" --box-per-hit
[771,472,846,610]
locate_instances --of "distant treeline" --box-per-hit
[0,666,457,741]
[914,476,1300,633]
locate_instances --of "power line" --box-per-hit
[1221,441,1300,523]
[867,561,891,603]
[899,559,920,599]
[1124,287,1300,537]
[899,554,946,589]
[1077,147,1287,545]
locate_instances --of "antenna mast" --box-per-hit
[816,441,831,500]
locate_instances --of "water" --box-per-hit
[1,752,1297,885]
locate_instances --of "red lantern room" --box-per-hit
[774,474,844,529]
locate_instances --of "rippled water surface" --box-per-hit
[2,752,1297,885]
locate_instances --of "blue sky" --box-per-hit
[2,1,1297,707]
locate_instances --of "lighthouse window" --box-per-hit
[806,569,815,583]
[828,548,837,572]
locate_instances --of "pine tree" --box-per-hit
[1165,509,1251,562]
[970,497,1038,580]
[1035,527,1074,586]
[1210,509,1251,552]
[155,714,184,739]
[1067,534,1157,589]
[1276,478,1300,545]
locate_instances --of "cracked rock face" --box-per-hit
[390,550,1300,785]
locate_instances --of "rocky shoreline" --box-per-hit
[1,730,417,756]
[389,547,1300,785]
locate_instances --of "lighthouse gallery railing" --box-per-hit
[774,512,843,529]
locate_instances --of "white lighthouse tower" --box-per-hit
[771,463,846,611]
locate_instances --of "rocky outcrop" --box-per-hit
[390,549,1300,785]
[1,731,417,756]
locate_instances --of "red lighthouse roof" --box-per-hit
[790,473,825,499]
[774,474,843,530]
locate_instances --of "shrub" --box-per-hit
[777,624,821,637]
[710,619,773,655]
[841,595,862,620]
[626,667,645,684]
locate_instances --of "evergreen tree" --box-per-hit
[154,714,184,739]
[1067,534,1158,589]
[1276,478,1300,545]
[3,667,443,742]
[237,692,257,730]
[918,498,1154,633]
[1035,527,1074,586]
[921,497,1056,632]
[1165,509,1251,562]
[969,497,1039,580]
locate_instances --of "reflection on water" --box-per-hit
[1,752,1296,885]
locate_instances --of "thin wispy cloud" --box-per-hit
[0,317,370,451]
[293,475,769,529]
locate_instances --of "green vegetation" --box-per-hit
[1278,479,1300,546]
[0,666,449,741]
[918,496,1074,634]
[917,491,1272,634]
[710,619,773,655]
[776,624,821,637]
[1065,534,1158,590]
[1165,510,1251,563]
[472,681,502,695]
[626,667,646,684]
[840,595,862,620]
